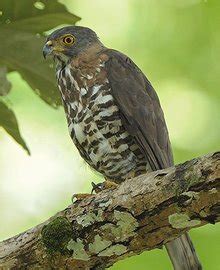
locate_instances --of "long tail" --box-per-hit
[165,233,202,270]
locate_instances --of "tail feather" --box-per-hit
[165,233,202,270]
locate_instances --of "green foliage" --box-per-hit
[0,101,30,154]
[0,67,11,96]
[0,0,80,152]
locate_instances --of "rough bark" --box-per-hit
[0,152,219,270]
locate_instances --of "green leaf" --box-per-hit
[0,0,81,33]
[0,29,61,106]
[0,0,80,152]
[0,0,80,107]
[0,101,30,154]
[0,66,11,96]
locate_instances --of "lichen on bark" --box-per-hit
[169,213,201,229]
[0,152,218,270]
[76,209,103,227]
[98,244,128,257]
[89,235,112,254]
[67,238,90,261]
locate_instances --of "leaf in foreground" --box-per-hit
[0,0,80,152]
[0,0,80,106]
[0,101,30,155]
[0,67,11,96]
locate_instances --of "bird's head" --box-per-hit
[43,26,101,63]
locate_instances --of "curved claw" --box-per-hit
[91,182,104,194]
[91,181,118,194]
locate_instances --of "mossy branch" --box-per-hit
[0,152,219,270]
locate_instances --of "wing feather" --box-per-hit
[105,50,173,170]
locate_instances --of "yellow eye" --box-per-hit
[62,35,75,45]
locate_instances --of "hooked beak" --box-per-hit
[43,40,53,59]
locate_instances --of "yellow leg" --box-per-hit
[72,193,94,203]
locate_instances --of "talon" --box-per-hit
[91,180,118,194]
[91,182,104,194]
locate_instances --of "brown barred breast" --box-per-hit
[56,55,149,182]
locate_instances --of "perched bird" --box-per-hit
[43,26,202,270]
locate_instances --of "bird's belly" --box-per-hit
[68,90,146,181]
[57,65,148,181]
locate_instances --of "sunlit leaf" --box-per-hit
[0,0,80,106]
[0,101,30,154]
[0,0,80,152]
[0,29,61,106]
[0,0,81,33]
[0,67,11,96]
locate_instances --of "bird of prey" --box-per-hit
[43,26,201,270]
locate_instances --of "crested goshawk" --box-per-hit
[43,26,201,270]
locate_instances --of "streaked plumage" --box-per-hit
[43,26,202,270]
[56,50,154,182]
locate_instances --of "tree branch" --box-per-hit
[0,152,219,270]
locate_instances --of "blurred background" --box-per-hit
[0,0,219,269]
